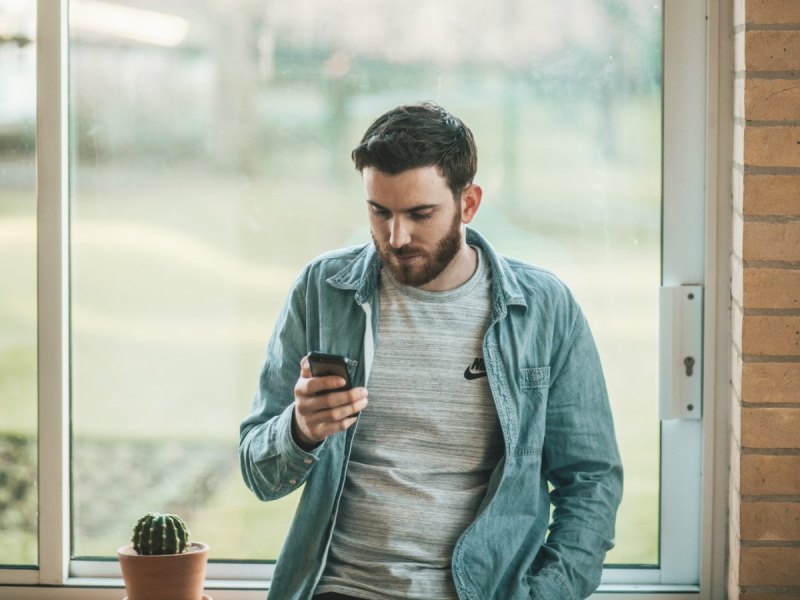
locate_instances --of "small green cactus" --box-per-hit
[131,512,190,555]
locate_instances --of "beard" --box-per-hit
[372,205,463,288]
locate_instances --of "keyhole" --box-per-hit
[684,356,695,376]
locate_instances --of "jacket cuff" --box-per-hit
[276,403,325,478]
[529,567,570,600]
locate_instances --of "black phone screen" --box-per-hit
[307,352,352,391]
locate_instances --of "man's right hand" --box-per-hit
[291,355,368,451]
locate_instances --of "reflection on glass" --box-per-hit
[70,0,660,564]
[0,0,38,567]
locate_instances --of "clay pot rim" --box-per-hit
[123,597,212,600]
[117,542,209,557]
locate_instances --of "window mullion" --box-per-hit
[659,0,708,585]
[36,0,71,585]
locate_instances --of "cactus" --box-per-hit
[131,512,191,555]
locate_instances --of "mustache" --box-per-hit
[386,245,422,257]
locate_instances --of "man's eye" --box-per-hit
[411,212,433,221]
[371,207,390,219]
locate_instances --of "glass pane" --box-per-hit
[70,0,660,565]
[0,0,38,567]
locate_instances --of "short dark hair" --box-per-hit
[351,102,477,199]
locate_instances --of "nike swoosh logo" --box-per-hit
[464,367,487,380]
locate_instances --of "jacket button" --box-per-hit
[289,479,297,485]
[304,458,313,464]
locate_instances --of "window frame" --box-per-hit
[0,0,730,596]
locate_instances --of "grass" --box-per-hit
[192,476,303,560]
[0,530,36,567]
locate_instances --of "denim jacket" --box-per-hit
[240,228,623,600]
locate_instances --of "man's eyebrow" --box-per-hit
[366,200,439,213]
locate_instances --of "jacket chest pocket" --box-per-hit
[514,366,550,456]
[520,366,550,389]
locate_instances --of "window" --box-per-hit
[0,0,37,569]
[1,0,719,595]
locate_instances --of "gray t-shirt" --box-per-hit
[316,248,504,600]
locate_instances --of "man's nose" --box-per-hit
[389,217,411,248]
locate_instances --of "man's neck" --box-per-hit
[417,243,478,292]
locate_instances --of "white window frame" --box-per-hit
[0,0,731,597]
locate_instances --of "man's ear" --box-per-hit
[460,184,482,224]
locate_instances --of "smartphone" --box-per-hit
[307,352,352,393]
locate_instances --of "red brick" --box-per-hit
[743,362,800,403]
[744,126,800,168]
[746,30,800,72]
[746,79,800,121]
[742,407,800,448]
[745,268,800,309]
[744,174,800,216]
[743,221,800,262]
[740,546,800,585]
[741,454,800,495]
[741,501,800,541]
[742,315,800,356]
[746,0,800,24]
[740,593,800,600]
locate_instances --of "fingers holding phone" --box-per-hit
[292,353,367,450]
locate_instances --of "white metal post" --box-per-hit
[659,0,708,585]
[37,0,70,586]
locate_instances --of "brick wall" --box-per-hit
[730,0,800,597]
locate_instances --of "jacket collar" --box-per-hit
[324,243,381,305]
[326,227,528,311]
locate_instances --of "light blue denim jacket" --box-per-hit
[240,228,623,600]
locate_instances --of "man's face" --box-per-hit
[364,165,463,289]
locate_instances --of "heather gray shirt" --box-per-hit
[316,248,503,600]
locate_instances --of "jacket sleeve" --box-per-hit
[238,274,327,501]
[529,308,624,599]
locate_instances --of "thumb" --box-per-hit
[300,355,312,378]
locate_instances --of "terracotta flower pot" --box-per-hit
[118,542,209,600]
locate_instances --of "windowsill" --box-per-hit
[0,580,702,600]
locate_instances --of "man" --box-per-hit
[240,102,623,600]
